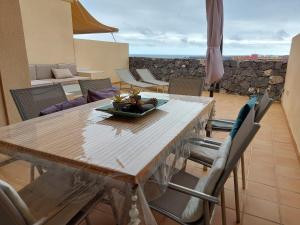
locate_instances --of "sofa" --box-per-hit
[29,63,90,87]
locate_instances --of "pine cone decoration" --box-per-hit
[144,98,158,107]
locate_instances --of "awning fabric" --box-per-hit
[71,0,118,34]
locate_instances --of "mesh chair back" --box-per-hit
[255,90,273,122]
[168,78,204,96]
[11,84,67,121]
[79,78,112,96]
[116,69,137,82]
[136,69,156,82]
[214,108,260,195]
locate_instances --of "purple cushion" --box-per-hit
[87,87,118,103]
[39,96,87,116]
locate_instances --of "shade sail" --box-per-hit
[71,1,118,34]
[205,0,224,84]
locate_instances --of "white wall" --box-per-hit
[19,0,75,64]
[74,39,129,83]
[0,0,31,124]
[282,34,300,153]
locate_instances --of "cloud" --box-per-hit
[77,0,300,55]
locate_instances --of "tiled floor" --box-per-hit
[1,92,299,225]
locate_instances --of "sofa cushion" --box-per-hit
[28,65,37,80]
[44,76,89,85]
[52,68,73,79]
[87,87,118,103]
[58,63,77,76]
[39,96,87,116]
[36,64,58,80]
[31,80,54,87]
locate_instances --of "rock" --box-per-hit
[240,81,250,90]
[269,76,284,84]
[264,69,272,76]
[129,57,286,100]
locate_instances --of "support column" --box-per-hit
[0,0,31,125]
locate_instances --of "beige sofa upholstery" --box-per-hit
[29,63,90,87]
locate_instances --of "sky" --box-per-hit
[75,0,300,56]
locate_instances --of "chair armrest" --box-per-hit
[209,119,235,125]
[188,138,221,149]
[168,182,219,204]
[202,137,223,146]
[197,142,220,150]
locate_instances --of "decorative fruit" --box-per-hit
[144,98,158,107]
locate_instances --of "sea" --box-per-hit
[130,54,233,60]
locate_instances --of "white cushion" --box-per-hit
[181,136,232,223]
[52,68,73,79]
[31,80,53,87]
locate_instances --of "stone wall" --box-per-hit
[129,57,287,100]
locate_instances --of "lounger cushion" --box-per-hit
[39,96,87,116]
[52,68,73,79]
[0,180,35,225]
[230,97,257,138]
[87,87,118,103]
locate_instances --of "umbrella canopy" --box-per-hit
[71,0,118,34]
[205,0,224,85]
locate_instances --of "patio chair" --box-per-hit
[0,171,103,225]
[205,90,273,189]
[9,84,67,182]
[11,84,67,121]
[116,69,158,90]
[136,69,169,92]
[211,90,273,131]
[78,78,112,96]
[187,96,257,222]
[149,108,260,225]
[168,78,204,96]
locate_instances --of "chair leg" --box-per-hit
[30,165,35,182]
[221,188,227,225]
[204,200,210,225]
[233,167,241,223]
[241,154,246,189]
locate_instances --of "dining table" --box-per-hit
[0,92,214,225]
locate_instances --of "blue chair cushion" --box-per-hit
[230,96,257,138]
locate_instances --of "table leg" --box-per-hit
[128,186,141,225]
